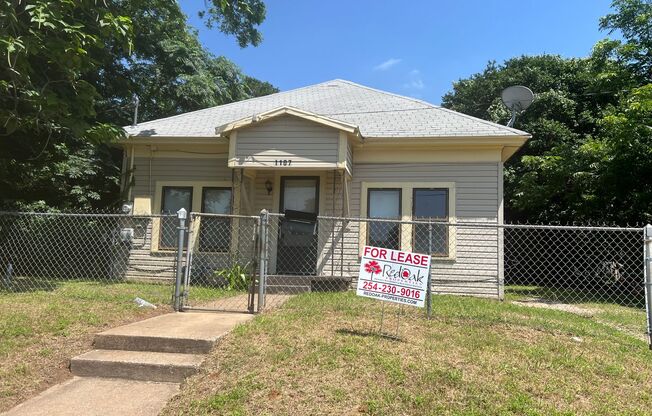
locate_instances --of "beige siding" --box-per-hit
[132,157,231,202]
[128,153,502,298]
[233,116,340,168]
[346,162,501,298]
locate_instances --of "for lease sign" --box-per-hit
[356,245,431,308]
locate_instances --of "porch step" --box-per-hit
[264,275,351,294]
[70,349,203,383]
[127,255,176,263]
[125,264,176,272]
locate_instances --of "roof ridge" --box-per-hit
[125,79,341,128]
[433,106,531,137]
[332,79,438,109]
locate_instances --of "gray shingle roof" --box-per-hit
[124,79,530,139]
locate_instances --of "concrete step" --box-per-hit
[70,350,204,383]
[94,312,254,354]
[127,256,176,264]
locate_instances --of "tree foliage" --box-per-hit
[442,0,652,225]
[0,0,270,210]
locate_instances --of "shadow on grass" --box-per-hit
[336,328,404,342]
[1,277,65,293]
[507,285,645,309]
[0,277,170,295]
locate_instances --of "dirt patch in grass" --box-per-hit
[512,298,600,317]
[163,293,652,416]
[0,281,174,411]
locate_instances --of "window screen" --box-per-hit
[199,187,232,252]
[160,187,193,249]
[367,188,401,250]
[413,188,448,256]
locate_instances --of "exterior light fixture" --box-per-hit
[265,179,273,195]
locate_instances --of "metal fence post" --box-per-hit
[257,209,269,312]
[173,208,187,312]
[427,220,433,319]
[644,224,652,349]
[182,212,194,309]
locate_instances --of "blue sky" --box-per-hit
[179,0,614,105]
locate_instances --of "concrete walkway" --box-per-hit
[2,312,254,416]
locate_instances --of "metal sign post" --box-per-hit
[378,301,403,340]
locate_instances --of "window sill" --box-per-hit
[430,254,456,262]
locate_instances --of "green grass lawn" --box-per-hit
[162,292,652,416]
[506,285,647,340]
[0,279,232,412]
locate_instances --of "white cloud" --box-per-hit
[404,79,425,90]
[403,69,425,90]
[373,58,402,71]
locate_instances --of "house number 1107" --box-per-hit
[275,159,292,166]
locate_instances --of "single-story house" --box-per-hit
[120,79,530,298]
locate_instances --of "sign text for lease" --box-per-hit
[356,245,431,308]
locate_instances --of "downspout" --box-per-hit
[331,170,336,277]
[148,145,153,199]
[127,144,135,201]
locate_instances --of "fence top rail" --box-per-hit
[0,210,643,232]
[190,212,259,220]
[0,211,181,219]
[290,213,643,232]
[0,211,130,218]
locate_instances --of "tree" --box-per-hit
[243,75,279,97]
[441,0,652,225]
[598,0,652,83]
[0,0,271,210]
[442,56,620,222]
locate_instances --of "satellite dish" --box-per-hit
[501,86,534,127]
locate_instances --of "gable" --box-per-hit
[229,115,348,169]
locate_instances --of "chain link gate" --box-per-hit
[179,212,261,313]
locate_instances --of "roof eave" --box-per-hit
[361,134,530,145]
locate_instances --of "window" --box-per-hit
[160,186,193,249]
[360,181,455,259]
[199,187,232,252]
[413,188,449,256]
[367,188,401,250]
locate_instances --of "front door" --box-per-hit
[276,177,319,275]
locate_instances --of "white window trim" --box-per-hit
[151,181,233,253]
[359,181,456,260]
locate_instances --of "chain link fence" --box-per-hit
[1,210,650,343]
[0,211,177,300]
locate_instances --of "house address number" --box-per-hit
[274,159,292,166]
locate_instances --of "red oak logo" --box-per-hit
[364,260,382,275]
